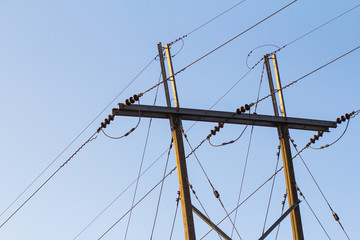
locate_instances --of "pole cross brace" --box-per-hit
[259,199,301,240]
[192,205,232,240]
[113,104,336,132]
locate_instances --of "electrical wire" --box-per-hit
[291,138,351,240]
[169,191,180,240]
[0,55,157,220]
[149,138,173,240]
[0,132,99,229]
[200,167,284,239]
[246,3,360,74]
[251,45,360,107]
[168,0,248,46]
[73,141,173,240]
[262,145,281,234]
[123,74,162,240]
[101,100,142,140]
[187,182,223,240]
[186,66,256,133]
[182,130,243,239]
[246,44,280,69]
[275,193,287,240]
[231,62,265,237]
[98,166,178,240]
[140,1,297,98]
[296,185,332,240]
[272,3,360,55]
[310,118,350,150]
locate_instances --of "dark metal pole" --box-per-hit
[264,54,304,240]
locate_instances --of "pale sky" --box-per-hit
[0,1,359,239]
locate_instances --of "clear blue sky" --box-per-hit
[0,1,359,239]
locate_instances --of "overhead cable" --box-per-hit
[168,0,247,46]
[138,1,298,99]
[97,166,177,240]
[251,45,360,107]
[73,143,172,240]
[296,185,332,240]
[0,55,157,220]
[272,3,360,55]
[0,132,99,229]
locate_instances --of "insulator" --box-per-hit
[310,138,315,144]
[133,94,139,101]
[333,212,339,221]
[236,108,242,114]
[336,118,341,124]
[109,115,114,121]
[101,122,106,128]
[340,115,346,122]
[218,122,224,128]
[214,126,220,132]
[245,104,250,110]
[318,131,323,137]
[213,190,220,199]
[130,97,135,103]
[345,113,350,119]
[314,135,319,140]
[211,130,216,135]
[241,106,246,112]
[125,99,131,105]
[104,118,110,125]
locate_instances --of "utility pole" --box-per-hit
[113,44,337,240]
[264,54,304,240]
[157,42,196,240]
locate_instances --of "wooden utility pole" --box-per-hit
[157,42,196,240]
[264,54,304,240]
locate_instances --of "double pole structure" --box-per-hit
[113,44,337,239]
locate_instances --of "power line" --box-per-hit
[98,166,178,240]
[149,138,173,240]
[262,145,281,234]
[247,3,360,69]
[182,130,243,240]
[272,3,360,55]
[168,0,248,46]
[296,185,332,240]
[73,142,173,240]
[0,55,157,220]
[123,74,162,240]
[200,166,284,239]
[251,45,360,107]
[0,132,99,229]
[139,0,298,99]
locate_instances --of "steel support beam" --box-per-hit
[192,205,232,240]
[158,43,196,240]
[265,54,304,240]
[113,104,336,132]
[259,200,301,240]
